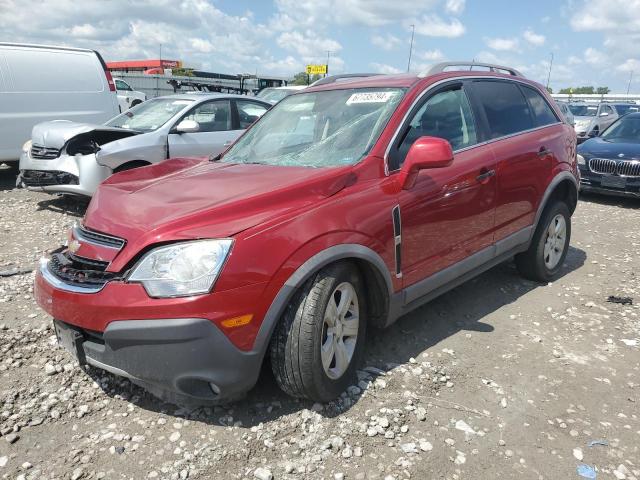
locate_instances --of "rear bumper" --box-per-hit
[54,317,262,405]
[18,151,111,196]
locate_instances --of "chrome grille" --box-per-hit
[589,158,617,175]
[589,158,640,177]
[30,144,60,159]
[74,224,125,250]
[617,160,640,177]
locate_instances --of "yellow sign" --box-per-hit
[306,64,328,75]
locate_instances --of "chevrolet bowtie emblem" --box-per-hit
[68,239,81,253]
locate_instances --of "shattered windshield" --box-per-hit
[106,98,193,132]
[256,88,293,103]
[221,87,405,168]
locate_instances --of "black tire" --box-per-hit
[516,201,571,282]
[130,99,143,108]
[270,262,367,402]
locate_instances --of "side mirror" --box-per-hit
[588,130,598,138]
[398,136,454,189]
[599,112,609,117]
[175,119,200,133]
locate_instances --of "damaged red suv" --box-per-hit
[35,62,579,405]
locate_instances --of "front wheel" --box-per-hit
[270,262,366,402]
[516,201,571,282]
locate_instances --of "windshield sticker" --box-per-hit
[346,92,395,105]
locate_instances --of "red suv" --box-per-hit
[35,62,579,405]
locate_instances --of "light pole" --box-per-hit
[326,50,331,77]
[627,70,634,96]
[407,24,415,72]
[546,52,554,90]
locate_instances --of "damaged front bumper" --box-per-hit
[18,150,112,197]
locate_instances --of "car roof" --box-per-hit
[154,93,270,102]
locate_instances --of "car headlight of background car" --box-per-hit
[575,120,591,131]
[22,140,32,153]
[577,154,585,165]
[128,239,233,297]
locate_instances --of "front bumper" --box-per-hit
[53,317,262,405]
[18,151,111,196]
[579,166,640,198]
[35,259,269,405]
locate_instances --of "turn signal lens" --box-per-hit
[221,314,253,328]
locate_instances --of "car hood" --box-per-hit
[84,158,354,264]
[31,120,137,149]
[578,137,640,160]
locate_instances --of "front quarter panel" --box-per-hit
[96,132,167,169]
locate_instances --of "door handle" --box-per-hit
[537,147,552,157]
[476,169,495,182]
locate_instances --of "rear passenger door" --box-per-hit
[388,83,497,291]
[168,99,237,158]
[467,80,560,247]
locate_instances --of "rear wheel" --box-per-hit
[270,262,366,402]
[516,201,571,282]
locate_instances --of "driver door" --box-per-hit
[168,100,237,158]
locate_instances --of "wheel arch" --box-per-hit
[113,159,151,173]
[532,171,578,239]
[252,244,394,356]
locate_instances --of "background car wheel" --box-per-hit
[130,99,143,108]
[270,261,366,402]
[516,201,571,282]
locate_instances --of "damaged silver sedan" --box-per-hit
[18,93,270,196]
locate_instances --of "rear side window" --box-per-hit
[392,87,477,168]
[472,81,534,138]
[521,86,558,127]
[4,48,104,93]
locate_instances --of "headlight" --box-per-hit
[22,140,32,153]
[577,154,585,165]
[128,239,233,297]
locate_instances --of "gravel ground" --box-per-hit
[0,164,639,480]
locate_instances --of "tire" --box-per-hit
[516,201,571,282]
[270,262,367,402]
[130,99,143,108]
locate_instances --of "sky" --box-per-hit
[1,0,640,92]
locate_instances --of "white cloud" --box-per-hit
[568,55,583,65]
[370,62,403,74]
[444,0,465,15]
[616,59,640,72]
[484,37,520,52]
[584,47,607,66]
[414,15,465,38]
[523,29,545,46]
[277,31,342,59]
[273,0,441,28]
[371,34,402,51]
[417,49,446,61]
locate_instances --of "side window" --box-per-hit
[393,87,477,168]
[115,79,132,91]
[472,81,535,138]
[521,86,558,127]
[236,100,268,129]
[183,100,231,132]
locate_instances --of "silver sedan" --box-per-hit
[18,93,270,196]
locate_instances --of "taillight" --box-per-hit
[105,69,116,92]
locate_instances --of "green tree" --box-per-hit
[559,86,597,94]
[596,86,611,94]
[291,72,323,85]
[172,67,194,77]
[546,87,553,94]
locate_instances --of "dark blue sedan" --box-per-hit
[578,112,640,198]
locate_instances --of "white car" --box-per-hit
[256,85,306,104]
[18,93,270,196]
[115,78,146,112]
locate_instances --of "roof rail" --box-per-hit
[420,61,524,78]
[309,73,382,87]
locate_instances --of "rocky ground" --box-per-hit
[0,164,638,480]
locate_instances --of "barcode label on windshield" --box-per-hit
[346,92,395,105]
